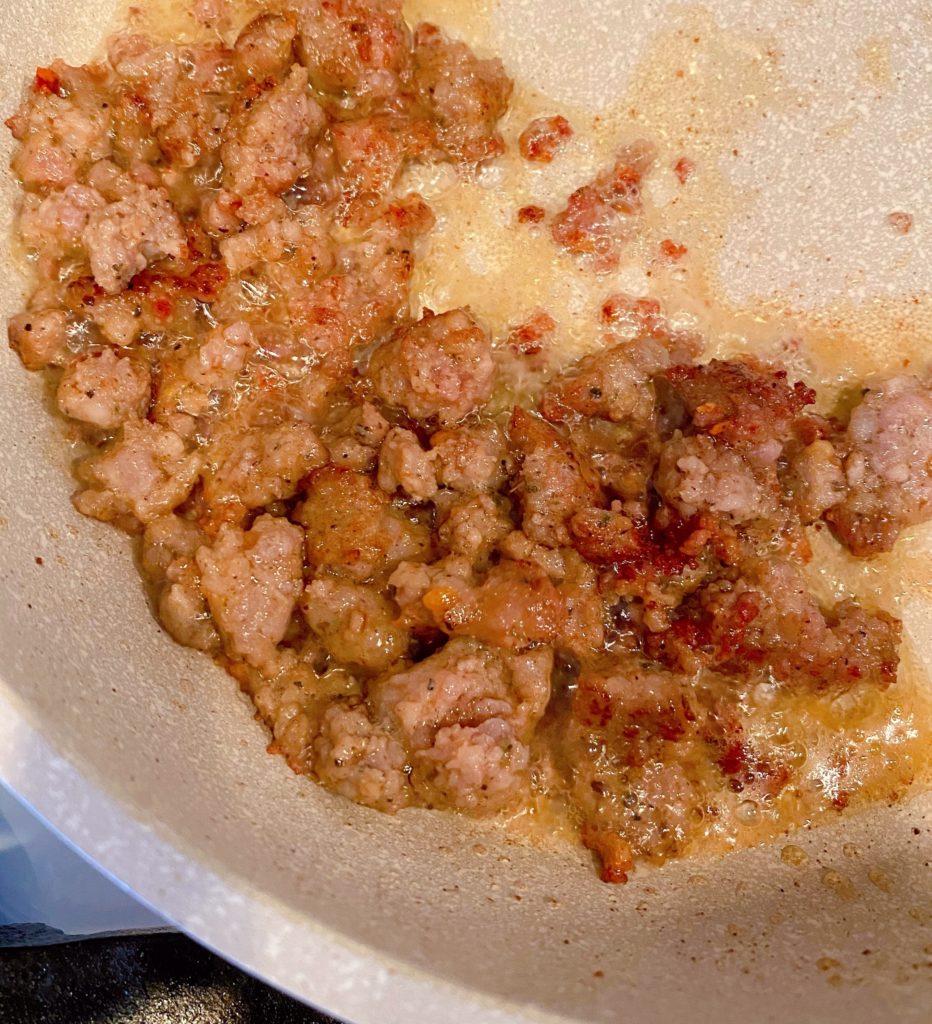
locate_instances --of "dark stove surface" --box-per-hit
[0,933,342,1024]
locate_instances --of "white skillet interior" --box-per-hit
[0,2,929,1022]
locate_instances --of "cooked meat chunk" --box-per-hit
[196,514,305,669]
[507,309,557,354]
[234,13,299,79]
[578,758,702,873]
[510,407,603,547]
[541,331,699,434]
[142,515,219,652]
[655,434,777,525]
[80,295,143,350]
[296,466,430,580]
[651,559,901,691]
[202,421,327,517]
[437,493,513,560]
[597,140,657,215]
[302,575,407,673]
[73,421,202,526]
[430,422,511,494]
[601,292,665,333]
[313,698,411,811]
[280,196,433,367]
[580,825,635,885]
[141,513,205,579]
[555,551,605,657]
[56,347,150,429]
[516,204,545,225]
[374,636,497,737]
[7,61,111,191]
[377,427,438,501]
[158,561,221,650]
[388,554,473,622]
[291,0,412,102]
[827,600,903,685]
[221,65,325,198]
[368,309,494,425]
[566,417,657,506]
[418,558,566,651]
[568,507,639,564]
[540,342,654,426]
[662,358,815,461]
[174,322,255,412]
[826,374,932,554]
[152,322,257,434]
[519,115,573,163]
[646,358,819,546]
[466,560,566,650]
[247,656,321,768]
[323,401,390,472]
[564,652,720,874]
[372,639,551,811]
[787,438,848,522]
[416,719,530,813]
[83,182,186,294]
[550,186,620,272]
[18,183,106,274]
[374,637,550,744]
[107,36,234,169]
[332,115,427,195]
[572,656,699,762]
[412,23,513,164]
[8,309,70,370]
[550,140,656,270]
[218,213,308,276]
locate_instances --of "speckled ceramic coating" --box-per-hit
[0,2,929,1022]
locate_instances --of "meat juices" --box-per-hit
[7,0,932,883]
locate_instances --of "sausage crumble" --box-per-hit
[7,0,932,882]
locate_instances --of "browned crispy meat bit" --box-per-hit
[519,115,573,164]
[509,407,604,548]
[551,140,656,271]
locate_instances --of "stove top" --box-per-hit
[0,786,339,1022]
[0,932,339,1022]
